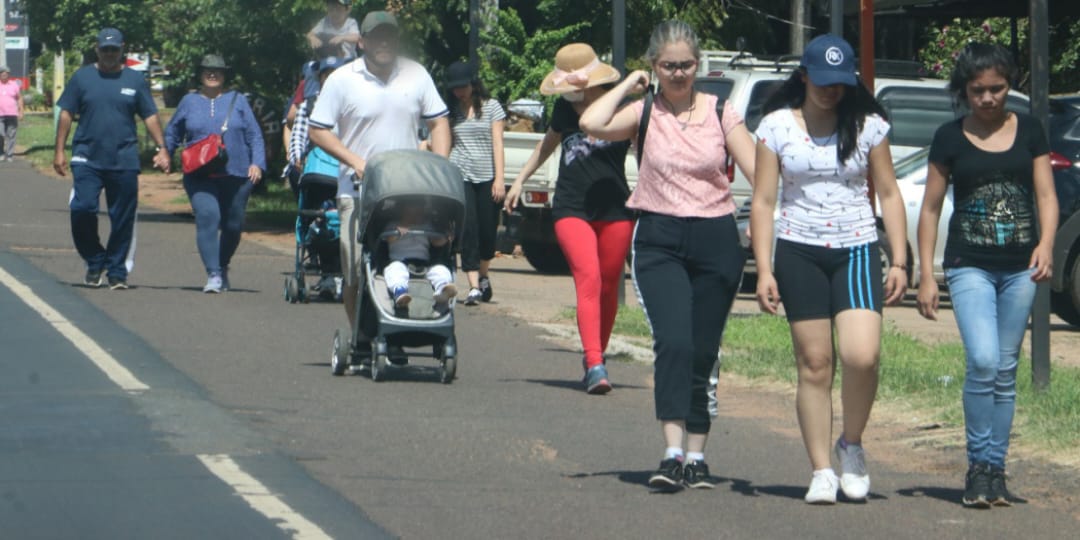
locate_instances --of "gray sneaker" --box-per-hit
[584,365,612,395]
[203,274,224,294]
[834,437,870,500]
[464,288,482,306]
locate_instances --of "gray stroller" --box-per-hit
[330,150,466,383]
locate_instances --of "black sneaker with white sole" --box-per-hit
[648,458,685,492]
[464,288,482,306]
[988,466,1013,507]
[84,269,106,288]
[682,460,716,489]
[479,276,493,302]
[108,277,129,290]
[963,463,992,509]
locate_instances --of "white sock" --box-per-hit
[686,452,705,463]
[664,447,684,460]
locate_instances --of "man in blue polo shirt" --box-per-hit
[54,28,171,290]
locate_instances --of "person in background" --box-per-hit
[282,60,321,194]
[917,43,1058,509]
[444,61,506,305]
[580,21,756,490]
[0,66,25,162]
[752,34,908,505]
[307,0,360,60]
[54,28,171,290]
[289,57,346,173]
[308,11,450,337]
[165,54,267,293]
[505,43,632,394]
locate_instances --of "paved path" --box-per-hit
[1,160,1077,539]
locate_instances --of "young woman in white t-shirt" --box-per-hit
[750,34,909,505]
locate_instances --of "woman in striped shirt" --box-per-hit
[446,62,507,305]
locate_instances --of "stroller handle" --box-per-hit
[298,209,329,218]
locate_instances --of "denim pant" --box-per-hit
[70,165,139,280]
[946,266,1036,468]
[183,174,252,276]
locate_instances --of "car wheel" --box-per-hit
[522,240,569,274]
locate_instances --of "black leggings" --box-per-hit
[632,213,745,434]
[462,180,500,272]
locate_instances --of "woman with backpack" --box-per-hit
[751,34,909,504]
[505,43,632,395]
[580,21,756,491]
[165,54,266,293]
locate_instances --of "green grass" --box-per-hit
[245,181,298,230]
[18,110,176,172]
[572,306,1080,450]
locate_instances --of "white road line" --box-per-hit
[197,454,333,540]
[0,266,149,393]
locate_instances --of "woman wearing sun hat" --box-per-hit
[751,34,908,504]
[580,21,756,491]
[505,43,633,395]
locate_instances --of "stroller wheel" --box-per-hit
[331,328,350,376]
[284,276,300,303]
[370,353,390,382]
[440,353,457,384]
[298,285,310,304]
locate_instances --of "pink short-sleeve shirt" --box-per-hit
[627,93,744,218]
[0,79,22,117]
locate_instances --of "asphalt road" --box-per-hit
[1,160,1077,539]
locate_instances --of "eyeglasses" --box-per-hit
[658,60,697,74]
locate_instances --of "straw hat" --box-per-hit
[540,43,621,96]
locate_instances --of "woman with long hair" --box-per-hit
[580,21,756,491]
[445,61,506,305]
[505,43,632,395]
[751,34,908,504]
[917,43,1057,508]
[165,54,266,293]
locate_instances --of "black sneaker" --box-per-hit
[84,269,106,287]
[479,276,493,302]
[988,466,1013,507]
[648,458,685,492]
[108,277,129,290]
[963,463,992,509]
[683,460,716,489]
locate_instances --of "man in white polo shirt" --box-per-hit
[309,10,451,331]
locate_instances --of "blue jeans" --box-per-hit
[70,165,139,280]
[946,266,1036,468]
[183,175,252,275]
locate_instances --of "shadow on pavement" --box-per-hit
[896,486,1027,507]
[504,378,649,391]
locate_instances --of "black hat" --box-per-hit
[445,61,474,89]
[198,54,230,70]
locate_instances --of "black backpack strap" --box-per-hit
[716,97,725,129]
[636,90,654,164]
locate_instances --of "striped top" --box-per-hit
[449,99,506,183]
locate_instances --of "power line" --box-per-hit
[729,0,817,30]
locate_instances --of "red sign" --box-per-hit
[4,24,17,32]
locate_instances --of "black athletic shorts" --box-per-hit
[773,238,884,322]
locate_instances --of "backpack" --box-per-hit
[636,90,726,164]
[302,146,340,179]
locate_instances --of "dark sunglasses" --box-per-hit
[658,60,697,74]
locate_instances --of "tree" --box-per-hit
[25,0,157,58]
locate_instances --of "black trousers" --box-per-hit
[461,180,500,272]
[632,213,745,434]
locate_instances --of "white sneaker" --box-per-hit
[834,438,870,501]
[805,469,839,504]
[433,284,458,305]
[464,288,482,306]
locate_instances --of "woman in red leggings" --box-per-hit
[505,43,633,395]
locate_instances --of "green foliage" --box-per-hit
[478,8,587,106]
[25,0,157,52]
[919,17,1080,93]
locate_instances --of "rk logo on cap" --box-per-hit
[825,47,844,66]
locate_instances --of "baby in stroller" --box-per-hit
[383,200,458,312]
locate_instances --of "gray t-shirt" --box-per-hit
[448,99,506,183]
[310,16,359,59]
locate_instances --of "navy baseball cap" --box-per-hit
[97,28,124,48]
[801,34,857,87]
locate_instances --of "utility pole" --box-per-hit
[790,0,808,54]
[613,0,626,75]
[1030,0,1051,390]
[830,0,843,36]
[1,0,7,71]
